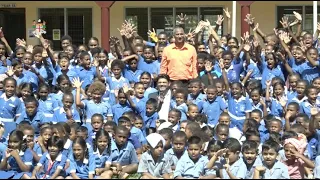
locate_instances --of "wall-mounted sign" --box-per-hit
[52,29,61,41]
[0,4,16,8]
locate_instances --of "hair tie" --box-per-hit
[23,135,27,140]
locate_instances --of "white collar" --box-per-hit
[46,153,63,161]
[0,93,16,101]
[19,150,24,156]
[64,139,72,149]
[83,158,89,164]
[234,96,246,103]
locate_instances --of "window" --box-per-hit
[126,8,148,40]
[277,6,320,34]
[39,8,92,50]
[151,8,174,37]
[200,7,223,40]
[125,7,224,41]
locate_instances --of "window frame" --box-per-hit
[124,6,225,41]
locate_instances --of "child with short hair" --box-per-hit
[215,124,229,143]
[187,104,199,121]
[168,108,181,132]
[187,79,206,112]
[138,133,171,179]
[219,138,247,179]
[202,85,227,127]
[174,136,211,179]
[165,131,187,171]
[100,126,139,179]
[242,140,263,178]
[16,96,47,136]
[194,114,208,128]
[170,88,188,121]
[142,98,159,136]
[52,92,80,125]
[253,140,289,179]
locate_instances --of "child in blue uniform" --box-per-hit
[73,79,113,132]
[26,136,67,179]
[93,129,112,177]
[52,92,80,124]
[37,83,58,121]
[0,77,22,137]
[0,130,33,179]
[66,137,96,179]
[75,51,97,89]
[100,125,139,179]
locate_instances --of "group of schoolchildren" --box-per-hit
[0,9,319,179]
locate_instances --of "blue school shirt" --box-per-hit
[307,134,319,161]
[164,148,186,167]
[199,69,222,77]
[130,126,147,145]
[52,107,81,123]
[260,160,289,179]
[202,96,227,126]
[52,69,78,86]
[261,63,285,89]
[243,59,262,80]
[16,111,47,135]
[61,139,73,158]
[142,112,158,136]
[128,133,142,149]
[110,140,139,166]
[144,87,158,99]
[38,97,58,119]
[82,99,113,122]
[288,96,307,104]
[36,152,67,179]
[288,57,302,73]
[137,151,172,178]
[32,60,56,83]
[98,66,109,79]
[67,153,96,179]
[221,157,247,179]
[296,61,320,83]
[137,55,160,75]
[132,96,147,116]
[227,93,253,130]
[187,93,206,112]
[0,94,22,119]
[300,99,320,118]
[1,148,33,172]
[20,70,39,92]
[75,66,97,89]
[217,63,243,83]
[93,148,112,168]
[111,103,133,124]
[245,156,263,179]
[0,143,6,161]
[173,153,208,179]
[269,97,287,119]
[106,76,130,106]
[170,101,188,121]
[123,68,143,84]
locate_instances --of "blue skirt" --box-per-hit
[0,170,27,179]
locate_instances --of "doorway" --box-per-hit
[0,8,26,50]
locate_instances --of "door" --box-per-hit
[0,8,26,50]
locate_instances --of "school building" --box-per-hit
[0,1,319,50]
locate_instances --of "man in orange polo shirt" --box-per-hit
[160,27,198,85]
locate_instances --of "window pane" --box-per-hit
[176,8,198,33]
[305,6,320,34]
[39,8,65,50]
[151,8,174,37]
[67,8,92,47]
[126,8,148,40]
[277,6,302,33]
[200,7,223,40]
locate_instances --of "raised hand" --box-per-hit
[219,59,225,69]
[6,66,14,77]
[194,22,205,34]
[186,29,196,40]
[223,8,231,19]
[253,23,259,32]
[310,106,318,116]
[176,13,188,25]
[72,77,83,89]
[244,14,255,25]
[26,45,34,53]
[147,28,158,42]
[293,11,302,21]
[280,16,289,29]
[266,80,271,87]
[123,84,129,94]
[279,97,287,107]
[215,15,224,26]
[16,38,27,47]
